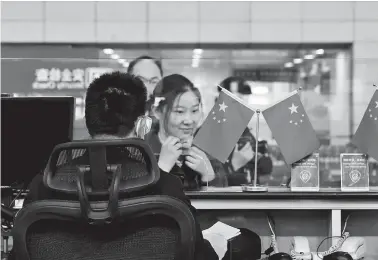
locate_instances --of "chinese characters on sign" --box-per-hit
[291,153,320,192]
[32,67,114,122]
[234,69,297,83]
[32,67,113,90]
[340,153,369,192]
[85,67,114,87]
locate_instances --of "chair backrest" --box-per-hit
[43,138,160,196]
[12,196,196,260]
[12,139,197,260]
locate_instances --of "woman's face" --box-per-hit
[162,91,201,141]
[132,59,162,97]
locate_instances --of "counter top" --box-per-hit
[186,186,378,199]
[186,187,378,210]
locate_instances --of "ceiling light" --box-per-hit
[315,49,324,55]
[252,86,269,95]
[193,49,203,55]
[304,54,315,60]
[111,54,120,60]
[284,62,294,68]
[122,62,129,68]
[192,60,199,68]
[192,58,200,64]
[192,54,202,60]
[293,58,303,64]
[103,48,114,55]
[118,59,126,64]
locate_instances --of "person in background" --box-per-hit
[127,55,163,101]
[127,55,163,130]
[218,76,273,186]
[145,74,228,189]
[24,72,219,260]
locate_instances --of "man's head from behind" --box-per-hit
[85,72,147,139]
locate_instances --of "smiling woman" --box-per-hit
[144,74,228,190]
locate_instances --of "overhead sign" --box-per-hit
[234,68,298,83]
[32,67,114,90]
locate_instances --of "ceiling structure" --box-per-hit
[98,48,342,74]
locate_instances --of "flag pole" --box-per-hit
[253,109,261,187]
[217,85,268,192]
[244,108,268,192]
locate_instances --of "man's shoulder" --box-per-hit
[25,173,52,205]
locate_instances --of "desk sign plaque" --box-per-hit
[291,153,319,192]
[340,153,369,192]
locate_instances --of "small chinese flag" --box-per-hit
[193,89,255,163]
[352,89,378,160]
[262,91,320,165]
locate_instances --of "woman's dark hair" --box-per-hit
[127,55,163,76]
[85,71,147,137]
[151,74,201,134]
[218,76,252,95]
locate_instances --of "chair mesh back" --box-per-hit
[55,147,147,166]
[26,215,180,260]
[49,145,153,194]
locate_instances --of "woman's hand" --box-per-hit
[231,142,255,171]
[185,147,215,182]
[158,136,183,172]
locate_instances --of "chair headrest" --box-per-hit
[43,138,160,196]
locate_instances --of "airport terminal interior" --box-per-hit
[1,1,378,260]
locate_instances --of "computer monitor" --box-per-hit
[1,96,75,187]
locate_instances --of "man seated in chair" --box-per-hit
[25,72,219,260]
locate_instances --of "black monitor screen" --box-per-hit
[1,97,74,187]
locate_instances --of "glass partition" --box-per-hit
[3,44,376,190]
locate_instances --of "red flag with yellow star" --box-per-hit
[193,89,255,163]
[262,91,320,165]
[352,89,378,160]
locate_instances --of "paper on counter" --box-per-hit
[202,222,241,259]
[203,221,241,240]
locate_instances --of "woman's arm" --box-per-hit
[206,156,229,187]
[184,147,216,183]
[199,154,216,182]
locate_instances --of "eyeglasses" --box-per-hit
[137,76,160,86]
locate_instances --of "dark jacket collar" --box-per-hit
[144,130,162,155]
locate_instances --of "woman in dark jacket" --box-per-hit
[145,74,228,190]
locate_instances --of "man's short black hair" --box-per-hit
[85,72,147,137]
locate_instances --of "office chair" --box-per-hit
[11,139,197,260]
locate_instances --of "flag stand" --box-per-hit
[242,109,268,192]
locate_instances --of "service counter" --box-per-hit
[186,187,378,259]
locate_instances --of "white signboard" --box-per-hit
[32,67,114,90]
